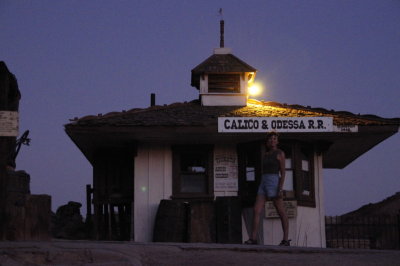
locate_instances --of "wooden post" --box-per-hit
[0,61,18,240]
[107,204,112,240]
[398,211,400,249]
[85,184,93,239]
[0,157,6,240]
[86,184,92,219]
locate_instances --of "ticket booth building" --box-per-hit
[65,45,399,247]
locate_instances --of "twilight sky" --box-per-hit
[1,0,399,216]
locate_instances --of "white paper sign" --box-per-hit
[214,151,238,191]
[218,117,333,133]
[0,111,19,136]
[246,167,255,181]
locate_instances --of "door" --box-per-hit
[237,141,263,242]
[237,141,263,208]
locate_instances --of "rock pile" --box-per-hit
[52,201,88,240]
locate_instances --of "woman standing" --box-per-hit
[245,132,290,246]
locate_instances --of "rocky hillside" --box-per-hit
[341,192,400,217]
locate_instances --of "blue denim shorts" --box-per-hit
[257,174,279,198]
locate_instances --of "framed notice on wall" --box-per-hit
[265,200,297,218]
[0,111,18,137]
[214,151,238,192]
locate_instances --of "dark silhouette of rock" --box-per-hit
[52,201,87,240]
[342,192,400,218]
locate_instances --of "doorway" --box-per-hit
[237,141,263,242]
[92,149,134,240]
[237,141,263,207]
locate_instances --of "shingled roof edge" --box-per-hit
[247,99,400,122]
[191,53,257,73]
[66,98,400,126]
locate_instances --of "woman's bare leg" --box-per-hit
[250,195,266,240]
[273,197,289,241]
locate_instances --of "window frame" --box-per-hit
[172,145,214,199]
[277,142,316,207]
[293,143,315,207]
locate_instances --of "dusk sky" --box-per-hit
[1,0,399,216]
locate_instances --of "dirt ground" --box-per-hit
[0,240,399,266]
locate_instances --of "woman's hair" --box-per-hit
[266,131,279,140]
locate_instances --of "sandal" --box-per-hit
[279,239,291,246]
[244,238,258,245]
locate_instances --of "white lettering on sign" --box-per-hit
[0,111,19,137]
[333,125,358,132]
[218,117,333,133]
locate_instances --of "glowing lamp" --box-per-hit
[248,82,263,96]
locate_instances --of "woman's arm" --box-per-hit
[278,150,286,195]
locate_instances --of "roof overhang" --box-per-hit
[65,124,398,169]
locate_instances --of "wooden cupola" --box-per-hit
[191,19,257,106]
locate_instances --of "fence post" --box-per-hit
[398,210,400,249]
[86,184,94,239]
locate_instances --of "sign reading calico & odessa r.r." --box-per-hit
[218,117,333,133]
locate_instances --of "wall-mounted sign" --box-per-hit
[265,200,297,218]
[218,117,333,133]
[246,167,255,181]
[333,125,358,132]
[214,147,238,192]
[0,111,19,137]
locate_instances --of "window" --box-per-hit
[278,142,315,206]
[172,145,213,198]
[238,141,315,207]
[208,74,240,93]
[280,144,295,199]
[294,145,315,207]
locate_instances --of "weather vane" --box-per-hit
[219,8,224,48]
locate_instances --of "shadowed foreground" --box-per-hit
[0,240,399,266]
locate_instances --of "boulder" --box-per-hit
[52,201,87,240]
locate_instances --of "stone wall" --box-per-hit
[5,170,51,240]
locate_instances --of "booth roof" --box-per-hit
[191,53,257,74]
[66,99,399,128]
[65,99,399,168]
[190,53,257,89]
